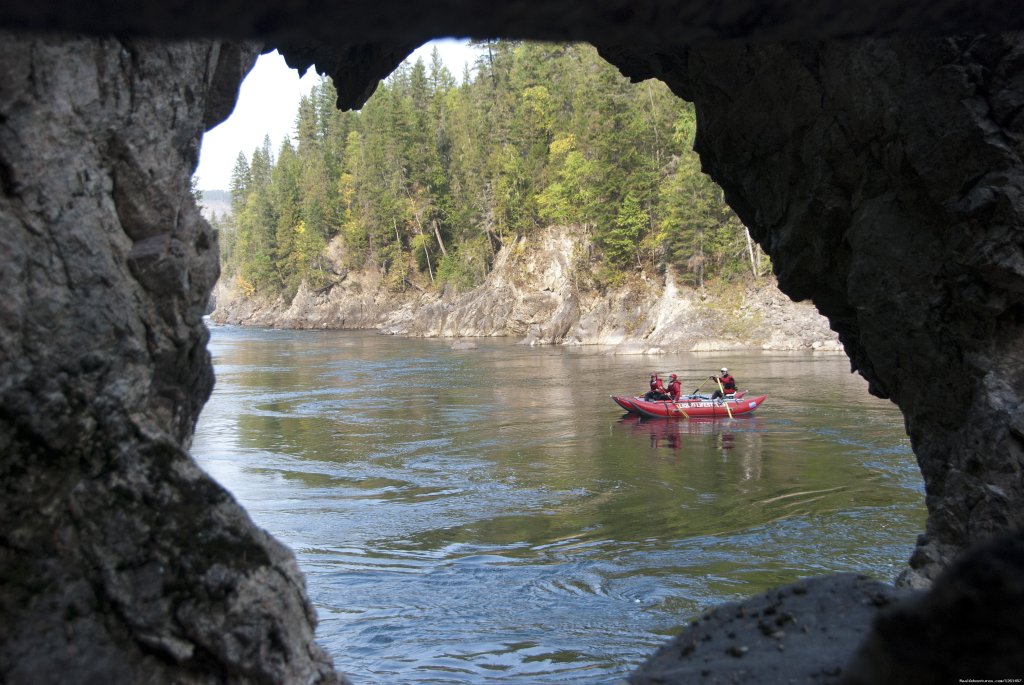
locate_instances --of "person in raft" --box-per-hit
[710,367,737,399]
[666,373,682,401]
[644,372,669,400]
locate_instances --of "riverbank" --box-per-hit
[212,225,841,353]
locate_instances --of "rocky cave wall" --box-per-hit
[0,33,342,684]
[1,1,1023,683]
[601,34,1024,585]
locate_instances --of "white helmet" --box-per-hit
[720,367,728,373]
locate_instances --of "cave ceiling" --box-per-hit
[2,0,1024,108]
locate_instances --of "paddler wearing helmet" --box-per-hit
[710,367,737,399]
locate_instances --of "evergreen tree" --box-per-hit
[220,41,758,298]
[229,152,251,216]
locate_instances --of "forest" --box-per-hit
[212,41,768,299]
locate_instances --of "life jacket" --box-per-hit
[667,379,681,400]
[720,374,736,393]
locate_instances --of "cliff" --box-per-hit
[212,225,841,352]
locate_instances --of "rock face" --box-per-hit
[839,527,1024,684]
[629,574,910,685]
[0,34,342,684]
[213,225,841,352]
[604,35,1024,585]
[4,2,1024,111]
[631,528,1024,684]
[1,2,1023,684]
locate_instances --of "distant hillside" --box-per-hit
[198,189,231,220]
[222,41,769,302]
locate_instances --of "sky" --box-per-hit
[194,39,479,191]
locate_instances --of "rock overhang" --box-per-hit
[3,0,1024,109]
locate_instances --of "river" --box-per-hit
[191,324,925,684]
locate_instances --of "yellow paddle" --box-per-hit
[716,377,733,419]
[668,400,688,419]
[661,388,688,418]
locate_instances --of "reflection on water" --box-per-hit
[622,415,759,453]
[192,326,925,684]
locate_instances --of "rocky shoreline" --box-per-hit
[212,225,842,353]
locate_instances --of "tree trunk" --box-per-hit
[432,219,449,257]
[424,242,434,282]
[744,228,758,278]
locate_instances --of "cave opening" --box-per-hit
[189,37,925,684]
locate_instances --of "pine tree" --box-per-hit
[220,40,755,298]
[229,152,251,216]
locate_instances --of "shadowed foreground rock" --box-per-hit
[628,574,909,685]
[0,33,343,684]
[840,528,1024,685]
[629,529,1024,684]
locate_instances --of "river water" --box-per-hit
[191,325,925,684]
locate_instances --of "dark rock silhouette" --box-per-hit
[0,33,342,684]
[628,574,909,684]
[606,33,1024,587]
[1,1,1022,683]
[840,527,1024,684]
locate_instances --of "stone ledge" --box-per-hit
[628,574,910,685]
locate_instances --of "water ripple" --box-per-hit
[193,327,924,684]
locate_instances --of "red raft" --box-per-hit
[611,391,747,414]
[611,392,766,419]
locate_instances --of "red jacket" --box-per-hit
[667,379,682,400]
[717,374,737,393]
[649,376,665,392]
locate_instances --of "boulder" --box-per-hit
[0,33,343,685]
